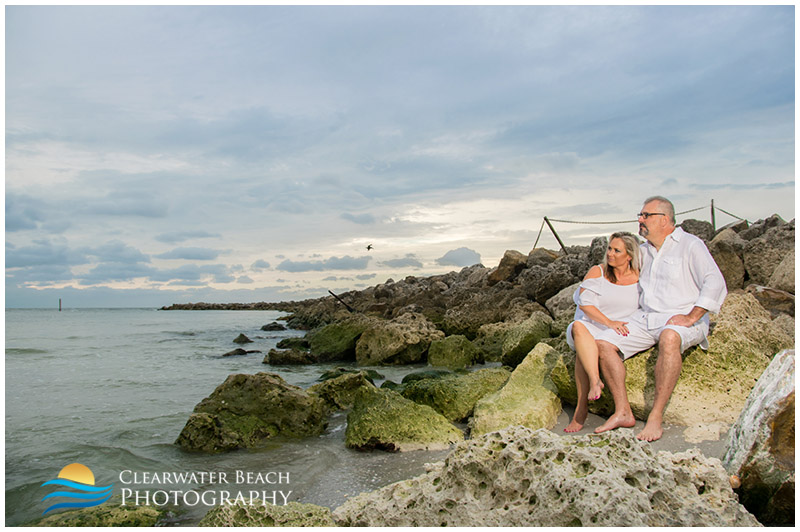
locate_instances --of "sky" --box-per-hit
[5,5,795,308]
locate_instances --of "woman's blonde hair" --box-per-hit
[603,231,640,283]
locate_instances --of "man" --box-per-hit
[593,196,727,442]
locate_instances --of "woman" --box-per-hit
[564,231,640,433]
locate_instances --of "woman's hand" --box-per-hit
[608,320,629,336]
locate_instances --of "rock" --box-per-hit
[587,236,608,267]
[332,426,759,527]
[768,252,794,294]
[743,222,794,286]
[519,260,581,305]
[714,218,749,237]
[276,337,310,350]
[526,247,559,267]
[545,281,580,321]
[307,315,376,362]
[772,314,795,342]
[261,322,287,331]
[233,333,253,344]
[307,372,376,410]
[738,213,785,241]
[550,291,794,426]
[440,290,545,339]
[175,372,328,453]
[223,348,249,357]
[28,502,164,527]
[345,386,463,452]
[708,228,746,291]
[401,367,511,422]
[679,218,715,241]
[472,321,516,362]
[722,349,795,526]
[427,335,481,369]
[401,369,453,383]
[264,348,317,365]
[487,250,528,286]
[317,367,384,382]
[470,343,561,436]
[355,312,444,365]
[200,501,335,527]
[500,312,553,368]
[745,285,795,318]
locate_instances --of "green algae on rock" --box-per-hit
[427,334,482,369]
[27,503,164,527]
[175,372,328,453]
[401,367,511,422]
[500,312,553,368]
[307,314,376,362]
[307,371,376,411]
[345,386,462,452]
[200,501,335,527]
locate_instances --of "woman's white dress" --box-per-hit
[566,266,640,351]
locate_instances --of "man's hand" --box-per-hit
[666,314,696,327]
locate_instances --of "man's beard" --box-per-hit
[638,223,649,237]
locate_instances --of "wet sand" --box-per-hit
[553,404,730,460]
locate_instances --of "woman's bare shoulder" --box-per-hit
[583,264,603,280]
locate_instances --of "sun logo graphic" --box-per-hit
[40,463,114,515]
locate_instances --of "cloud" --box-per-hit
[381,254,424,269]
[276,255,372,272]
[77,262,156,285]
[250,259,270,271]
[82,240,151,263]
[436,247,481,267]
[341,212,376,224]
[237,276,254,284]
[6,239,88,268]
[81,191,169,218]
[356,273,376,280]
[6,193,46,232]
[155,230,221,243]
[155,247,222,260]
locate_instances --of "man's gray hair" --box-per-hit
[644,196,676,224]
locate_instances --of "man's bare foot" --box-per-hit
[594,411,635,434]
[588,380,604,401]
[636,417,663,442]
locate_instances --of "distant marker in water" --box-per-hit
[59,299,62,312]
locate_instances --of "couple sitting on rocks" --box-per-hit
[564,196,727,442]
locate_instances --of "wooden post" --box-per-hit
[59,298,62,312]
[544,216,569,254]
[711,199,716,232]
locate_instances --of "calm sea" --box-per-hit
[5,308,448,526]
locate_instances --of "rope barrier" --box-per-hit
[546,204,710,225]
[714,206,745,221]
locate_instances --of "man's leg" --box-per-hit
[637,329,682,442]
[594,340,635,433]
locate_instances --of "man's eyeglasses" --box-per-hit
[637,212,667,220]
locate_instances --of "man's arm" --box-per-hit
[666,306,707,327]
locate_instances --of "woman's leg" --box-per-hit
[572,321,604,401]
[565,355,589,432]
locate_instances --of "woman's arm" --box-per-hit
[577,265,629,334]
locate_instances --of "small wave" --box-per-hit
[163,331,197,336]
[5,348,49,355]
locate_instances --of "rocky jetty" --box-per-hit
[332,426,760,526]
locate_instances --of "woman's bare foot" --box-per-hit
[564,419,584,433]
[564,406,587,433]
[594,411,635,434]
[588,380,604,401]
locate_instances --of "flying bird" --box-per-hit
[366,244,373,251]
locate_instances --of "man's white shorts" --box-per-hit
[594,316,708,360]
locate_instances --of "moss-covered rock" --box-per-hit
[355,312,444,365]
[317,367,384,382]
[233,333,253,344]
[472,321,516,362]
[401,368,453,383]
[28,502,163,527]
[401,368,511,422]
[276,337,310,350]
[427,335,481,369]
[470,343,562,436]
[345,386,463,451]
[307,315,377,362]
[175,372,328,453]
[200,501,335,527]
[264,348,317,365]
[307,371,376,410]
[500,312,553,368]
[550,291,795,426]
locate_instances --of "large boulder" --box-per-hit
[470,343,561,436]
[332,426,759,527]
[679,218,715,241]
[263,348,317,365]
[307,371,376,410]
[487,250,528,286]
[401,368,511,422]
[768,252,794,294]
[345,386,462,452]
[745,285,795,318]
[28,502,163,527]
[738,214,785,241]
[175,373,328,453]
[743,222,794,286]
[200,501,335,527]
[500,312,553,367]
[708,228,746,291]
[545,281,580,334]
[527,247,560,267]
[550,291,794,429]
[306,314,376,362]
[355,312,444,365]
[723,349,795,526]
[427,335,481,369]
[472,321,516,362]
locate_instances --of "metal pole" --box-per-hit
[544,216,569,254]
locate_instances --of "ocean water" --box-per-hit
[5,308,449,526]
